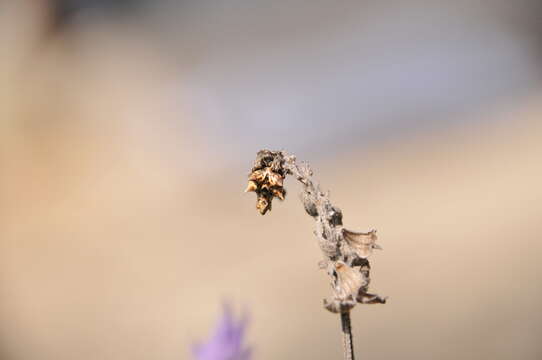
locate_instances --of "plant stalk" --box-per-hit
[341,311,355,360]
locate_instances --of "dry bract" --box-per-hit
[342,229,381,259]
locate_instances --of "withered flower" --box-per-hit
[245,149,386,359]
[246,150,288,215]
[324,261,374,313]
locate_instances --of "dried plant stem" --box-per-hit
[246,150,386,360]
[341,311,355,360]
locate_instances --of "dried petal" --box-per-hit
[248,170,266,182]
[267,172,284,187]
[333,262,364,301]
[244,181,258,193]
[342,229,380,259]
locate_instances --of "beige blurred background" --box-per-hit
[1,1,542,359]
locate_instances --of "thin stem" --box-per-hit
[341,311,355,360]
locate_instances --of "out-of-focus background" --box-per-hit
[1,1,542,359]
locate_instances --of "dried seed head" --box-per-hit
[246,151,288,215]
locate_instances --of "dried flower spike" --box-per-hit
[245,149,386,360]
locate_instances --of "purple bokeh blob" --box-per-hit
[192,305,251,360]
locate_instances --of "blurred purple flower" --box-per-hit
[192,305,251,360]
